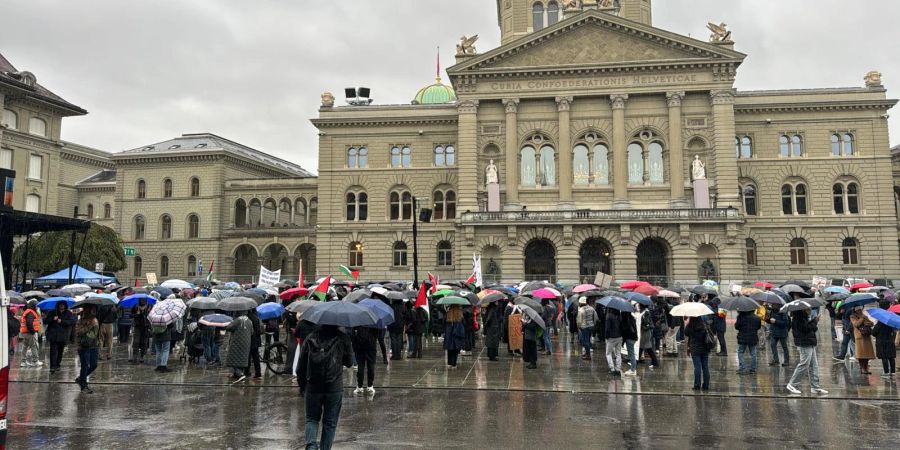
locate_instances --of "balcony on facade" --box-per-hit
[459,207,743,225]
[223,223,316,238]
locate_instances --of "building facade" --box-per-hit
[2,0,899,286]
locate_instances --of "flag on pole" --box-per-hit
[206,260,215,282]
[415,281,430,319]
[338,265,360,281]
[310,276,331,301]
[473,254,483,288]
[298,258,304,285]
[428,272,439,293]
[135,278,141,288]
[465,272,476,287]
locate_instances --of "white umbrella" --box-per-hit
[657,290,681,299]
[160,279,193,290]
[670,302,715,317]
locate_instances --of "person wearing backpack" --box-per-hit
[576,297,597,361]
[151,321,174,373]
[638,305,659,368]
[684,316,713,391]
[74,305,100,394]
[849,307,876,375]
[297,324,353,450]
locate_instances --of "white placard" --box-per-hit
[257,266,281,288]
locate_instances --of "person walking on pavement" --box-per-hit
[74,305,100,394]
[297,324,353,450]
[576,297,598,361]
[638,305,659,368]
[97,304,117,361]
[117,304,133,344]
[710,297,727,356]
[849,307,876,375]
[151,322,175,373]
[225,312,253,381]
[482,302,502,361]
[521,312,540,369]
[130,299,151,364]
[19,301,42,368]
[604,308,623,376]
[786,309,828,395]
[767,305,791,367]
[388,299,407,361]
[539,299,554,355]
[351,326,378,395]
[443,305,466,368]
[621,310,638,376]
[684,316,712,391]
[834,307,856,362]
[735,310,762,374]
[871,308,897,378]
[44,301,75,374]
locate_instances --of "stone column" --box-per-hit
[710,90,740,208]
[667,91,688,208]
[610,94,630,209]
[457,99,480,212]
[503,98,520,210]
[556,96,574,209]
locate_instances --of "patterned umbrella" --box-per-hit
[148,298,187,326]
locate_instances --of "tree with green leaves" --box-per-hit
[13,223,126,275]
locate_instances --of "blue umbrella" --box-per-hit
[824,286,850,295]
[622,292,652,306]
[247,288,269,297]
[37,297,75,310]
[842,293,879,310]
[304,301,378,327]
[256,302,286,321]
[199,313,233,328]
[120,294,157,309]
[868,308,900,329]
[599,296,634,313]
[359,299,395,329]
[151,286,173,299]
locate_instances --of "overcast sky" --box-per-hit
[3,0,898,172]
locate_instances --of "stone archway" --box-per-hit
[262,243,289,274]
[697,244,719,283]
[233,244,259,279]
[481,245,501,283]
[524,239,556,282]
[636,238,669,286]
[295,244,317,283]
[579,238,612,283]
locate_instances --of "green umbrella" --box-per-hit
[432,289,456,298]
[436,296,469,306]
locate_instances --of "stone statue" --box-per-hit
[864,71,883,87]
[563,0,581,9]
[692,155,706,181]
[320,92,335,108]
[700,259,716,279]
[485,159,499,186]
[456,35,479,56]
[707,22,732,42]
[486,258,499,276]
[598,0,614,8]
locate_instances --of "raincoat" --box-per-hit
[482,305,502,349]
[225,315,253,369]
[850,312,876,360]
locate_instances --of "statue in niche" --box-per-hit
[692,155,706,181]
[485,159,499,186]
[486,258,499,276]
[700,259,717,280]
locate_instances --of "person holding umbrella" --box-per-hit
[130,297,152,365]
[869,308,897,378]
[43,301,76,374]
[443,305,466,368]
[482,301,503,362]
[246,309,263,379]
[850,307,876,375]
[225,312,253,381]
[521,309,541,369]
[734,309,762,374]
[786,305,828,395]
[576,297,598,361]
[604,307,623,376]
[684,315,712,391]
[767,303,791,367]
[74,305,101,393]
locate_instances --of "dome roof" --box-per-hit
[413,78,456,105]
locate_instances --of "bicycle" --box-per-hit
[262,332,289,375]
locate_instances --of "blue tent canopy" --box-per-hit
[34,265,116,286]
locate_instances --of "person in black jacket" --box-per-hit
[604,309,623,376]
[871,309,897,378]
[709,296,727,356]
[620,311,638,376]
[786,309,828,395]
[44,302,76,373]
[684,317,711,391]
[767,306,791,366]
[387,299,406,361]
[130,299,152,364]
[96,304,117,361]
[735,310,762,374]
[245,309,263,378]
[297,325,353,450]
[351,326,378,395]
[409,306,427,359]
[483,302,503,361]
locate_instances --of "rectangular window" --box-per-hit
[28,154,42,180]
[0,148,12,170]
[843,248,858,265]
[790,248,807,265]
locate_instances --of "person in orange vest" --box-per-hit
[19,301,43,368]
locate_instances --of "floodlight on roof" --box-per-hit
[345,87,374,106]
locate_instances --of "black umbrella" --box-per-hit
[286,300,320,314]
[719,296,761,312]
[217,297,257,312]
[186,297,219,311]
[514,296,543,311]
[781,280,811,289]
[73,296,117,308]
[191,278,212,288]
[780,284,806,295]
[515,305,546,329]
[825,292,850,302]
[343,289,372,303]
[478,293,506,306]
[750,291,785,305]
[304,301,378,327]
[458,291,479,306]
[690,286,717,296]
[520,281,553,293]
[780,300,813,313]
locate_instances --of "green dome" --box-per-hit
[413,78,456,104]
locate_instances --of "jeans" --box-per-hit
[829,316,838,340]
[77,347,99,386]
[118,325,131,344]
[389,331,403,360]
[788,345,820,389]
[578,327,594,356]
[153,338,171,368]
[202,333,220,364]
[132,327,150,361]
[882,358,896,374]
[542,331,552,354]
[304,389,343,450]
[20,333,39,365]
[605,337,623,371]
[737,344,758,371]
[836,333,856,359]
[407,333,415,353]
[691,354,710,388]
[770,336,789,364]
[624,339,637,370]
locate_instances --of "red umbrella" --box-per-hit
[889,304,900,314]
[279,287,310,301]
[849,282,873,292]
[754,281,774,289]
[572,284,597,294]
[620,281,650,290]
[634,285,659,296]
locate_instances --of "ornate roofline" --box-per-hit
[734,100,897,114]
[61,149,115,169]
[451,61,740,81]
[311,116,458,129]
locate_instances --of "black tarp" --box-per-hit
[0,209,90,290]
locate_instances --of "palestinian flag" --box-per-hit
[310,276,332,301]
[338,265,360,281]
[415,282,430,319]
[465,272,476,287]
[206,260,215,282]
[428,272,439,294]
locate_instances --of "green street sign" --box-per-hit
[124,247,136,257]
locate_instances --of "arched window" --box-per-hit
[832,184,845,214]
[28,117,47,137]
[831,134,841,156]
[547,1,559,25]
[389,189,412,221]
[309,198,318,224]
[834,180,860,214]
[86,203,94,219]
[389,192,400,220]
[843,133,855,156]
[832,133,855,157]
[520,146,536,186]
[573,144,589,185]
[446,145,456,166]
[539,146,556,186]
[648,142,664,184]
[358,146,368,168]
[277,199,292,226]
[137,179,146,199]
[391,146,402,167]
[160,215,172,239]
[159,256,169,278]
[187,214,200,238]
[134,256,143,278]
[25,194,40,213]
[163,179,173,198]
[402,146,412,167]
[782,182,808,215]
[795,184,808,214]
[392,242,408,267]
[1,109,17,130]
[593,143,610,185]
[742,184,757,216]
[235,199,248,227]
[402,192,413,220]
[346,190,367,221]
[187,255,197,277]
[432,189,456,220]
[781,185,793,215]
[445,191,456,219]
[103,203,111,219]
[847,182,859,214]
[190,177,200,197]
[133,215,145,240]
[627,143,644,184]
[736,135,753,159]
[437,241,453,266]
[790,238,808,265]
[432,191,444,220]
[348,147,358,168]
[745,239,758,266]
[249,199,262,226]
[434,145,446,166]
[294,198,308,225]
[780,134,803,158]
[348,242,364,267]
[533,2,545,31]
[842,238,859,265]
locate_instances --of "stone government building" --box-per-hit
[2,0,899,286]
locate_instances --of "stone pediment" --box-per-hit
[449,10,745,75]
